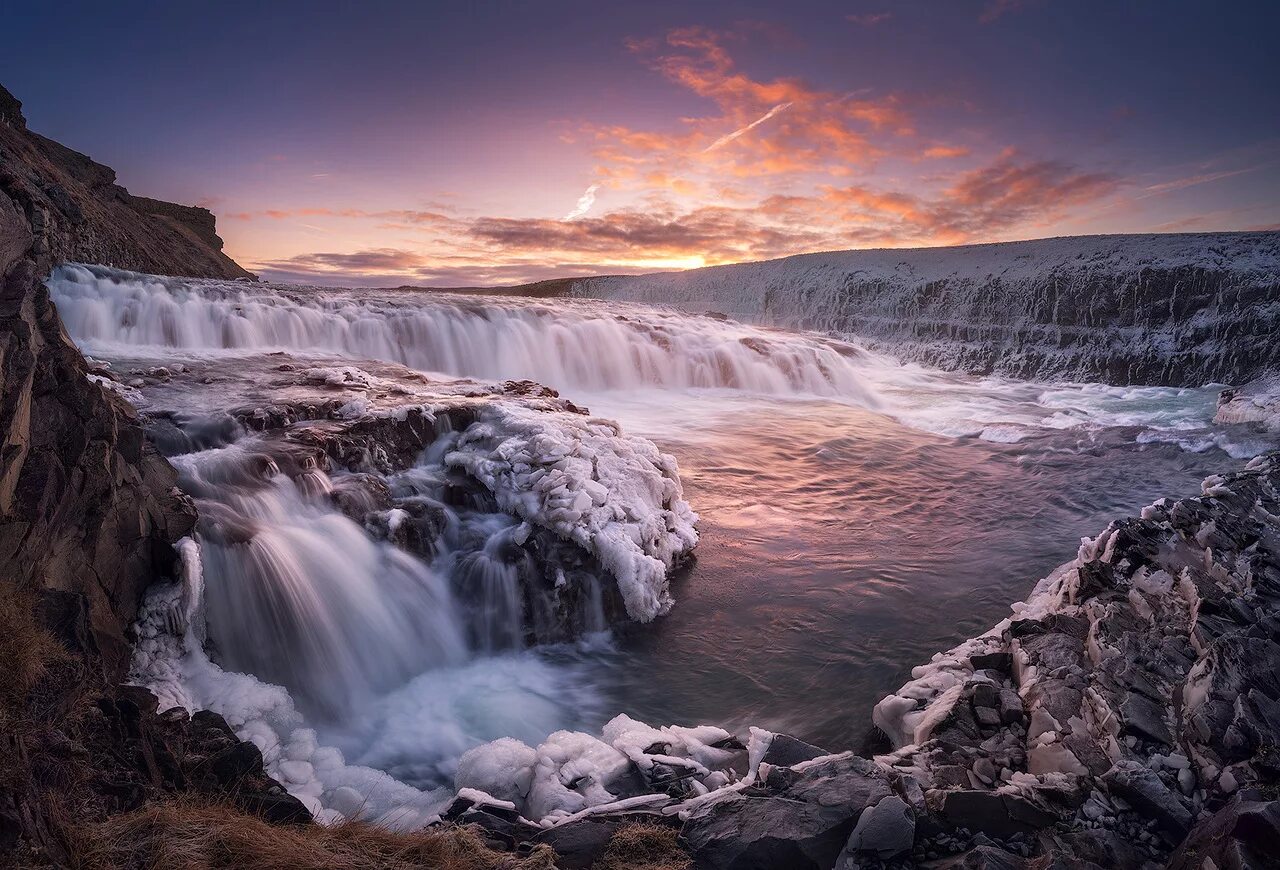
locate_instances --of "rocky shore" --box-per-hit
[435,452,1280,869]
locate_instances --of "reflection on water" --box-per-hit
[582,392,1258,748]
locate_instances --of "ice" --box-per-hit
[128,539,455,829]
[446,402,699,622]
[456,713,754,822]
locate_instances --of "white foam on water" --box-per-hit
[50,263,1263,454]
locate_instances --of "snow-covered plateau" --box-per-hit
[563,232,1280,388]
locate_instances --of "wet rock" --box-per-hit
[683,754,893,870]
[535,812,678,869]
[929,844,1029,869]
[939,791,1059,838]
[760,733,829,768]
[1118,693,1172,745]
[839,794,915,860]
[1101,761,1191,841]
[970,652,1013,673]
[1167,798,1280,870]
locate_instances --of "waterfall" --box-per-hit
[48,262,881,403]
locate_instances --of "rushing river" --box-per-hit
[48,263,1279,816]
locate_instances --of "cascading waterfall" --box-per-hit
[49,262,881,402]
[172,440,470,720]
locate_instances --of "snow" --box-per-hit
[568,232,1280,319]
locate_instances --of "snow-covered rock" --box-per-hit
[565,232,1280,387]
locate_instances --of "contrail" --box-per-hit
[704,102,793,152]
[563,183,601,220]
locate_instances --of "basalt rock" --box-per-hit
[869,452,1280,867]
[0,83,279,865]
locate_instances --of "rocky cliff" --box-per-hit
[0,84,299,864]
[0,81,249,685]
[559,233,1280,388]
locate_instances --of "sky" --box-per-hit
[4,0,1278,286]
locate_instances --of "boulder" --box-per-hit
[939,791,1059,838]
[682,754,893,870]
[839,794,915,860]
[760,733,829,768]
[1101,761,1192,841]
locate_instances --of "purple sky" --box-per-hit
[4,0,1277,285]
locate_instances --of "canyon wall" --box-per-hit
[561,233,1280,387]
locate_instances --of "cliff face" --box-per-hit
[562,233,1280,388]
[0,84,312,863]
[0,82,251,680]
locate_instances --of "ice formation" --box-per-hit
[444,402,698,621]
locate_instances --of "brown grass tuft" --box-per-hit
[595,823,693,870]
[0,590,70,718]
[64,797,558,870]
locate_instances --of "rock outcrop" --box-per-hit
[0,83,285,864]
[559,232,1280,387]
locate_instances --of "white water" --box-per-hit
[53,262,1278,829]
[50,263,1257,451]
[51,263,879,402]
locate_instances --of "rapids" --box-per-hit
[47,262,1280,823]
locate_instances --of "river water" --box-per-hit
[48,263,1277,806]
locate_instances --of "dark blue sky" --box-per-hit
[4,0,1277,284]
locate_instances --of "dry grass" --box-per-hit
[0,590,70,718]
[63,797,558,870]
[595,823,693,870]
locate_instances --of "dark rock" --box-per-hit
[997,689,1025,724]
[970,652,1013,673]
[930,844,1029,869]
[535,812,677,869]
[1167,798,1280,870]
[205,741,266,787]
[1101,761,1192,841]
[235,791,313,825]
[1118,693,1173,745]
[683,754,893,870]
[940,791,1059,838]
[840,794,915,859]
[760,733,829,768]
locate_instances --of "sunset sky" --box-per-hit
[5,0,1278,286]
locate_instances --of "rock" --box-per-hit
[972,683,1000,708]
[940,790,1059,838]
[683,754,893,870]
[1167,798,1280,870]
[975,706,1003,728]
[997,689,1025,725]
[1118,693,1173,745]
[970,652,1014,673]
[930,844,1029,869]
[1048,828,1152,868]
[235,791,313,825]
[1101,760,1192,841]
[207,741,266,786]
[760,733,829,768]
[535,812,677,870]
[839,795,915,860]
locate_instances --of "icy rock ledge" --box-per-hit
[441,452,1280,869]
